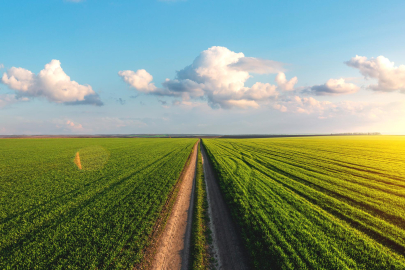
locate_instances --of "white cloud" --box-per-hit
[118,69,157,93]
[0,64,4,69]
[229,57,285,74]
[346,55,405,93]
[119,46,293,109]
[2,67,34,91]
[273,103,287,112]
[172,100,207,108]
[284,96,335,114]
[275,72,298,91]
[272,94,400,121]
[309,78,359,96]
[1,60,102,106]
[243,82,278,100]
[224,99,260,109]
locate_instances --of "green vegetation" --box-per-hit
[0,138,197,269]
[203,136,405,269]
[190,142,211,269]
[76,145,110,171]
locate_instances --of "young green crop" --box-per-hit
[203,136,405,269]
[190,142,211,269]
[0,138,197,269]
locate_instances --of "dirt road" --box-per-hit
[151,142,198,270]
[201,144,249,270]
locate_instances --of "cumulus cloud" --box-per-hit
[1,60,102,106]
[308,78,359,96]
[278,96,335,115]
[346,55,405,93]
[118,69,157,93]
[271,94,398,121]
[275,72,298,91]
[161,78,205,99]
[119,46,294,109]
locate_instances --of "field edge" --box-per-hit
[134,140,199,269]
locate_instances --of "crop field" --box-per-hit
[203,136,405,269]
[0,138,197,269]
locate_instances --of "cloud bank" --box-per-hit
[119,46,297,109]
[117,47,405,123]
[2,60,102,106]
[309,78,359,96]
[272,95,397,121]
[346,55,405,93]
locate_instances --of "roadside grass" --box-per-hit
[190,142,211,269]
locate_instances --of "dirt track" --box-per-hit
[201,144,249,270]
[151,142,198,270]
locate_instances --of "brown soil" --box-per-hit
[150,141,198,270]
[201,143,249,270]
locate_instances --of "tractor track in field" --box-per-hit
[201,143,250,270]
[150,141,198,270]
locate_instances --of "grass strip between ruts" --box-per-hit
[189,141,211,269]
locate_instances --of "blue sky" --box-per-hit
[1,0,405,134]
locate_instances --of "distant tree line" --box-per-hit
[331,132,381,136]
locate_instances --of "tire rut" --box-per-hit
[151,142,198,270]
[201,143,249,270]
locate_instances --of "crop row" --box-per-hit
[203,136,405,269]
[0,138,197,269]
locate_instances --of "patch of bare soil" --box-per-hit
[150,142,198,270]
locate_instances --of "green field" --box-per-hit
[0,138,197,269]
[203,136,405,269]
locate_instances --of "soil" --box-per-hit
[201,144,250,270]
[150,142,198,270]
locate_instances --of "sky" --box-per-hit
[1,0,405,135]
